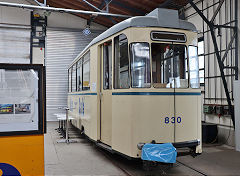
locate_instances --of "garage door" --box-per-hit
[0,27,30,64]
[46,28,102,121]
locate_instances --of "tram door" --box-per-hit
[152,43,175,142]
[174,46,199,142]
[100,41,112,146]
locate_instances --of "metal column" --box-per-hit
[234,80,240,151]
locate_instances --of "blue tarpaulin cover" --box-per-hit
[141,143,177,163]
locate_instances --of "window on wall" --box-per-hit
[151,43,188,88]
[114,34,129,89]
[83,52,90,90]
[198,38,204,85]
[103,41,112,90]
[77,60,82,91]
[71,64,76,92]
[68,68,72,92]
[130,43,151,88]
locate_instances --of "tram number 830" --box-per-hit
[165,117,182,124]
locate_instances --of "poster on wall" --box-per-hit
[0,64,46,136]
[0,65,46,135]
[15,104,31,114]
[0,104,14,114]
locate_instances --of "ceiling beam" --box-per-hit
[50,0,121,25]
[118,0,155,12]
[48,0,113,27]
[41,0,135,23]
[31,0,46,6]
[0,1,131,18]
[86,0,117,26]
[79,0,103,12]
[79,0,138,16]
[110,0,145,15]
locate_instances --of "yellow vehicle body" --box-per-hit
[68,26,202,159]
[0,135,44,175]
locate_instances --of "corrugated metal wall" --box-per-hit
[184,0,237,146]
[46,28,102,121]
[0,27,30,64]
[185,0,237,126]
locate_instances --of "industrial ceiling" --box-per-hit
[35,0,189,27]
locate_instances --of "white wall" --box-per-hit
[0,0,31,26]
[184,0,239,146]
[0,0,106,64]
[47,12,106,31]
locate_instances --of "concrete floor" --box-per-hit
[45,122,240,176]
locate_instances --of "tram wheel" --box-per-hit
[190,148,198,158]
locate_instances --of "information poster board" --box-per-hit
[0,64,45,136]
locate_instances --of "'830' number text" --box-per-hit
[165,117,181,124]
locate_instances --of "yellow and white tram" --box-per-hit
[68,8,202,162]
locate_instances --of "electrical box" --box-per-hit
[223,105,233,116]
[204,104,233,116]
[203,105,214,114]
[215,105,224,116]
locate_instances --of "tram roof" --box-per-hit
[70,8,197,67]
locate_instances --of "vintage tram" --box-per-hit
[67,8,202,163]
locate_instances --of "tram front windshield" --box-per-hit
[129,43,199,89]
[151,43,188,88]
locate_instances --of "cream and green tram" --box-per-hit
[68,9,202,163]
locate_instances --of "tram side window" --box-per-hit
[114,34,129,89]
[130,43,151,88]
[189,46,200,88]
[103,41,112,90]
[77,60,82,91]
[72,64,77,92]
[151,43,188,88]
[83,52,90,90]
[68,68,72,92]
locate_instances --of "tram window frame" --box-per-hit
[82,51,90,91]
[188,45,200,89]
[68,67,72,92]
[151,43,189,89]
[198,37,204,86]
[103,41,112,90]
[129,42,151,88]
[71,64,77,92]
[77,59,83,92]
[114,34,130,89]
[151,31,187,43]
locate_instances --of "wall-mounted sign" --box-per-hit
[0,64,46,136]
